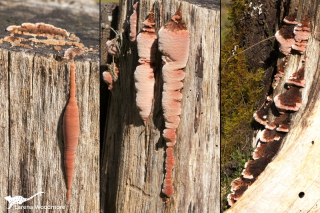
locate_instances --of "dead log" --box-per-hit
[226,0,320,212]
[0,1,99,212]
[101,0,220,212]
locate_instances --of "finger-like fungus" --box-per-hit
[63,59,80,203]
[129,2,139,42]
[274,86,302,111]
[134,8,157,124]
[158,8,189,198]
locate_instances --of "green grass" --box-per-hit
[221,0,265,209]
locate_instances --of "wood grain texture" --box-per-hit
[101,0,220,212]
[226,0,320,212]
[0,0,99,212]
[0,50,99,212]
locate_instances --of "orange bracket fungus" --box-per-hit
[63,48,81,203]
[134,8,157,124]
[158,8,189,198]
[129,2,139,42]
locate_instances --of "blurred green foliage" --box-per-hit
[100,0,119,3]
[221,0,264,209]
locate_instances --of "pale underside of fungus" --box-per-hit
[134,8,157,125]
[129,2,139,42]
[158,8,189,198]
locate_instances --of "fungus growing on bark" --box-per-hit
[293,14,310,43]
[158,8,189,198]
[260,129,282,142]
[63,58,80,203]
[274,86,302,111]
[129,2,139,42]
[286,66,305,87]
[252,140,282,160]
[253,95,273,125]
[275,24,295,55]
[134,8,157,124]
[103,63,119,91]
[241,157,271,179]
[265,113,290,132]
[283,13,298,25]
[106,39,119,56]
[2,23,84,48]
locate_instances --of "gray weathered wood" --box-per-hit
[0,0,99,212]
[101,0,220,212]
[226,0,320,212]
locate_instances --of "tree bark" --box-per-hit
[101,0,220,212]
[226,0,320,212]
[0,1,99,212]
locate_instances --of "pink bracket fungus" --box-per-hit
[260,129,283,142]
[158,8,189,198]
[265,113,290,132]
[241,157,271,179]
[286,66,305,87]
[103,63,119,91]
[252,139,282,160]
[253,95,273,126]
[129,2,139,42]
[283,13,298,25]
[134,8,157,125]
[106,39,119,56]
[274,86,302,111]
[275,24,295,55]
[292,15,310,54]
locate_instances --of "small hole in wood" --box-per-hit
[299,192,305,198]
[312,141,314,145]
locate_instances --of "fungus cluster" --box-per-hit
[129,2,139,42]
[275,13,310,55]
[2,22,84,48]
[158,8,189,198]
[134,8,157,124]
[228,11,309,206]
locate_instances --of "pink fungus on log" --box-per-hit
[265,113,290,132]
[129,2,139,42]
[106,39,118,56]
[242,157,271,179]
[274,86,302,111]
[159,8,189,198]
[252,140,282,160]
[134,8,157,125]
[253,96,273,125]
[260,129,282,142]
[293,15,310,42]
[283,13,298,25]
[228,177,255,206]
[102,72,113,90]
[286,66,305,87]
[275,24,295,55]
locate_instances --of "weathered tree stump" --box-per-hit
[101,0,220,212]
[226,0,320,212]
[0,1,99,212]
